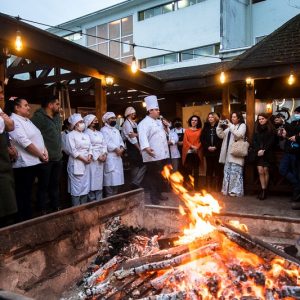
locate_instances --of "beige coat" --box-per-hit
[216,123,246,166]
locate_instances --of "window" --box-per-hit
[86,16,133,63]
[64,32,82,42]
[164,53,177,64]
[252,0,266,3]
[181,43,220,61]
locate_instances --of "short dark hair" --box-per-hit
[41,95,58,108]
[187,115,202,128]
[4,97,24,116]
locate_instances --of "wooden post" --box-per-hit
[221,84,230,119]
[0,59,5,110]
[95,79,107,123]
[246,80,255,143]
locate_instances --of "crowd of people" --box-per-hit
[1,90,300,227]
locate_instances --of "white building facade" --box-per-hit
[48,0,300,72]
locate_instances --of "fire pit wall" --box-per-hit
[0,189,145,299]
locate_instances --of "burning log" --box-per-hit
[135,291,186,300]
[281,285,300,299]
[114,242,219,280]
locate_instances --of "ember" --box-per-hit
[73,166,300,299]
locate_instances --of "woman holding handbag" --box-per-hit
[253,113,275,200]
[217,111,246,197]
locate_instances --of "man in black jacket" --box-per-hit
[278,106,300,208]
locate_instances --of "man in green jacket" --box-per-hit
[31,95,62,213]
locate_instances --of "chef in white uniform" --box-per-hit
[84,114,107,201]
[137,95,170,204]
[100,112,125,197]
[66,113,92,206]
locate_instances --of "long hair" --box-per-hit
[255,113,274,133]
[187,115,202,129]
[4,97,24,116]
[231,111,245,124]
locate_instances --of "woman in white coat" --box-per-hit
[168,129,180,172]
[100,112,125,197]
[84,114,107,201]
[66,113,92,206]
[216,111,246,197]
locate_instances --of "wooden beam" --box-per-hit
[246,81,255,143]
[0,59,5,109]
[95,79,107,122]
[7,62,47,76]
[221,84,230,118]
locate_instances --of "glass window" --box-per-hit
[139,59,146,69]
[162,3,174,14]
[214,43,220,55]
[88,45,97,52]
[144,8,154,19]
[97,24,108,42]
[109,20,121,39]
[109,39,120,58]
[153,6,162,16]
[138,11,144,21]
[121,16,133,36]
[98,42,108,56]
[194,45,214,56]
[147,56,164,67]
[64,32,82,42]
[121,36,133,56]
[178,0,190,9]
[181,52,194,61]
[86,27,96,46]
[164,53,177,64]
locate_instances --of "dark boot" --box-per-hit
[257,189,263,199]
[259,189,267,200]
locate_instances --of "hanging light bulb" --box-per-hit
[219,71,226,84]
[131,55,138,74]
[287,73,295,85]
[15,30,23,51]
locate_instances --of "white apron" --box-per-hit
[66,130,92,196]
[101,124,124,187]
[85,128,107,191]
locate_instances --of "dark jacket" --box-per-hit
[284,120,300,154]
[253,126,275,163]
[200,122,222,157]
[31,108,62,161]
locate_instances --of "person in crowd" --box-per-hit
[61,118,72,155]
[200,112,223,192]
[278,106,300,208]
[171,118,185,172]
[122,106,146,189]
[31,95,62,213]
[182,115,202,191]
[66,113,92,206]
[5,97,48,221]
[168,126,180,172]
[253,113,275,200]
[217,111,246,197]
[271,113,286,151]
[138,95,170,204]
[101,112,125,197]
[84,114,107,201]
[0,87,17,227]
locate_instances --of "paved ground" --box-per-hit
[144,190,300,219]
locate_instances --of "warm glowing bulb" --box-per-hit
[15,31,23,51]
[131,56,138,73]
[105,76,114,86]
[288,73,295,85]
[220,71,226,84]
[142,102,146,108]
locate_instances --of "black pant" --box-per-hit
[145,160,166,201]
[14,165,36,221]
[184,153,200,189]
[36,160,63,211]
[206,156,222,177]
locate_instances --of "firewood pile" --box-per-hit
[70,166,300,299]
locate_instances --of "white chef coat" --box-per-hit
[169,129,180,159]
[61,130,70,154]
[9,113,45,168]
[0,116,4,134]
[85,128,107,191]
[122,119,138,145]
[66,130,92,196]
[137,115,169,162]
[100,124,124,187]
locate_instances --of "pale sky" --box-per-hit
[1,0,126,28]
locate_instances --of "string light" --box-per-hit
[15,30,23,51]
[105,76,114,86]
[219,71,226,84]
[287,73,295,85]
[131,45,138,73]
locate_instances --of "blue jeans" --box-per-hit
[279,153,300,190]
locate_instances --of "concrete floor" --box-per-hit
[144,190,300,219]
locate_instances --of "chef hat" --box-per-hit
[68,113,83,129]
[83,114,96,128]
[102,112,116,123]
[294,106,300,113]
[124,106,136,117]
[144,95,159,111]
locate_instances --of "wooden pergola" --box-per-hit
[0,13,162,120]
